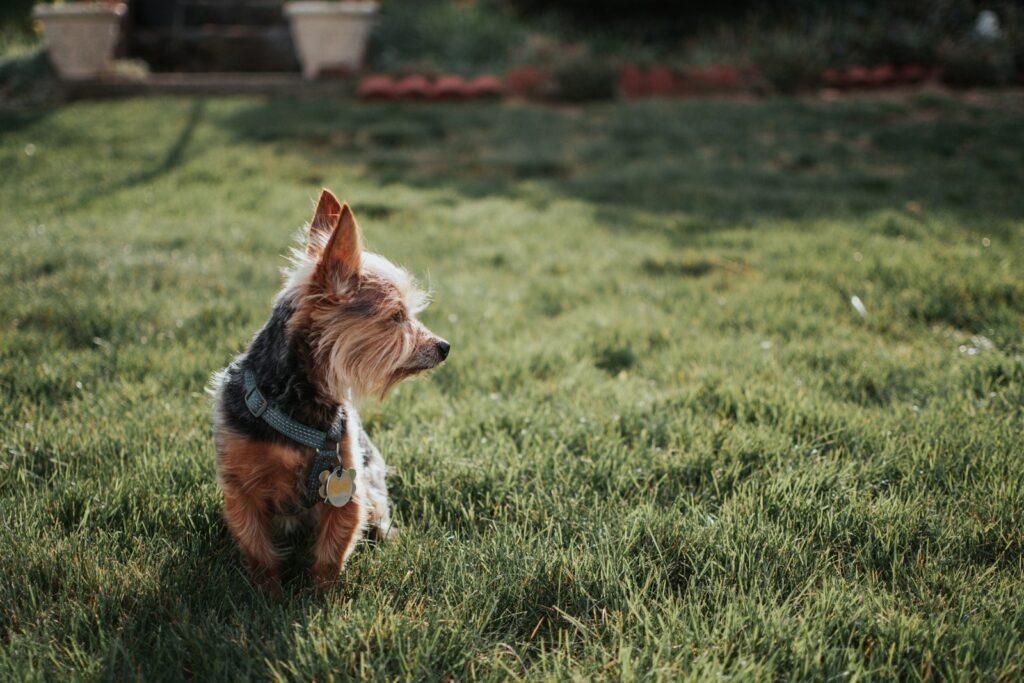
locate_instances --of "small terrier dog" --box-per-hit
[210,189,449,591]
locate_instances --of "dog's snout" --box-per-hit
[436,340,450,361]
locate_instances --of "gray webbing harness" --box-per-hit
[242,367,355,508]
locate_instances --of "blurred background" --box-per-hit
[2,0,1024,106]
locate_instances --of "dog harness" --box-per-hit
[242,367,356,508]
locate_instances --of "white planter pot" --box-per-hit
[284,1,378,79]
[33,3,127,81]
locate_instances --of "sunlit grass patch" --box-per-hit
[1,93,1023,680]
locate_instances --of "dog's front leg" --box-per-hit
[223,490,280,593]
[311,501,364,589]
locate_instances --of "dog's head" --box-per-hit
[289,190,449,401]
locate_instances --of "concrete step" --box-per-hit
[129,26,300,72]
[61,72,353,99]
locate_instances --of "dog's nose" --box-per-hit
[436,340,450,361]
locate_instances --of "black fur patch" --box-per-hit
[218,294,345,448]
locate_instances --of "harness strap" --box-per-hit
[242,367,349,507]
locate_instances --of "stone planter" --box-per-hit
[33,3,127,81]
[284,1,378,79]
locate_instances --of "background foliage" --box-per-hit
[4,0,1024,108]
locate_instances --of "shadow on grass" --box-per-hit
[216,96,1024,235]
[98,506,332,679]
[1,97,207,212]
[76,99,207,211]
[120,99,205,189]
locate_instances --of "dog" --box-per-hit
[210,189,449,591]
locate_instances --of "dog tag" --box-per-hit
[319,467,356,507]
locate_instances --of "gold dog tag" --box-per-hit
[318,467,356,507]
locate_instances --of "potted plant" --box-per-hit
[33,2,128,81]
[284,1,379,79]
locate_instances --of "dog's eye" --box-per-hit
[391,311,406,324]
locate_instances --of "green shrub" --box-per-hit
[753,32,826,94]
[0,0,34,43]
[0,46,57,110]
[547,51,616,102]
[509,38,616,102]
[997,6,1024,73]
[825,20,936,67]
[939,38,1016,86]
[371,0,523,75]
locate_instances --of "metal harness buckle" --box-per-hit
[245,386,267,418]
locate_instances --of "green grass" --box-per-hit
[1,93,1023,681]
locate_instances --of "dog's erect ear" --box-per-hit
[317,203,362,288]
[307,189,342,256]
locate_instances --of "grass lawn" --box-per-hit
[1,93,1023,680]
